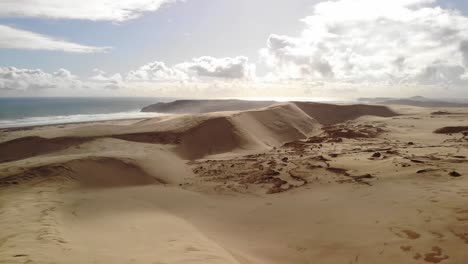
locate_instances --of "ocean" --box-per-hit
[0,97,172,128]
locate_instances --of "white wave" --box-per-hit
[0,111,168,129]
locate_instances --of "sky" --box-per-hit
[0,0,468,99]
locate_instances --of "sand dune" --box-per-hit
[0,157,161,188]
[0,136,90,163]
[2,101,467,264]
[294,102,397,125]
[177,103,321,159]
[0,102,398,161]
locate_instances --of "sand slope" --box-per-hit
[0,136,90,163]
[0,157,161,188]
[294,102,397,125]
[177,103,322,159]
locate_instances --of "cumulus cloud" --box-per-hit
[0,67,127,92]
[127,56,256,82]
[260,0,468,89]
[90,69,124,89]
[127,61,190,82]
[0,0,175,21]
[0,67,82,90]
[177,56,256,80]
[0,55,255,93]
[0,25,109,53]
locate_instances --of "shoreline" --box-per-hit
[0,110,172,131]
[0,116,157,132]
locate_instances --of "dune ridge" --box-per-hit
[177,103,322,159]
[0,102,398,163]
[294,102,397,125]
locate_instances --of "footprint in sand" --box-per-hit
[185,246,201,252]
[413,253,422,260]
[400,245,412,252]
[13,254,28,257]
[450,227,468,244]
[390,227,421,240]
[289,245,307,253]
[400,244,450,263]
[423,246,449,263]
[429,231,445,240]
[455,209,468,221]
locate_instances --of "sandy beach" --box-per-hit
[0,101,467,264]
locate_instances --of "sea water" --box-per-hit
[0,97,172,128]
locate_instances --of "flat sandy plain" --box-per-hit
[0,101,467,264]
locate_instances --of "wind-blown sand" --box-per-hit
[1,101,467,263]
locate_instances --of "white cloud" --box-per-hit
[260,0,468,89]
[461,40,468,67]
[0,25,109,53]
[0,67,127,92]
[0,67,82,90]
[127,56,256,82]
[0,0,175,21]
[127,61,190,82]
[0,55,255,93]
[91,69,124,89]
[176,56,256,80]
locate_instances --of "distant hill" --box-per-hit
[141,99,276,114]
[378,99,468,107]
[408,96,427,101]
[358,96,468,107]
